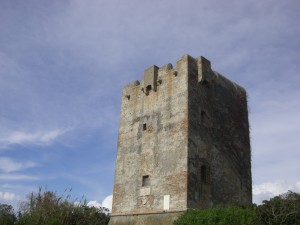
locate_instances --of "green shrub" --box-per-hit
[256,191,300,225]
[0,204,17,225]
[17,187,110,225]
[173,206,261,225]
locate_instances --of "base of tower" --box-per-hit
[108,211,184,225]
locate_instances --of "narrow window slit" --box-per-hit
[143,123,147,131]
[142,175,149,187]
[201,110,206,123]
[201,165,207,182]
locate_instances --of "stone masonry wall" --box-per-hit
[111,55,192,217]
[187,56,252,208]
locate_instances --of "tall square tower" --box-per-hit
[109,55,252,225]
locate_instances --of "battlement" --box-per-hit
[123,54,245,99]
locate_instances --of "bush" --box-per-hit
[17,187,110,225]
[173,206,261,225]
[174,191,300,225]
[256,191,300,225]
[0,204,17,225]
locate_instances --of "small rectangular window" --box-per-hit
[143,123,147,131]
[142,175,149,187]
[201,166,207,182]
[201,110,206,123]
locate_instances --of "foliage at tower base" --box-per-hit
[173,206,261,225]
[173,191,300,225]
[0,187,110,225]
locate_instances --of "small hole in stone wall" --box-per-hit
[143,123,147,131]
[142,175,149,187]
[173,71,178,77]
[201,165,207,182]
[145,85,152,95]
[125,94,130,100]
[201,80,209,87]
[201,110,206,123]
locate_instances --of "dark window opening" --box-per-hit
[143,123,147,131]
[125,94,130,100]
[145,85,152,95]
[201,80,209,87]
[173,71,178,76]
[201,110,206,123]
[142,175,149,187]
[201,166,207,182]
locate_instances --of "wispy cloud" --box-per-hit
[0,129,67,149]
[0,157,38,172]
[253,181,300,205]
[0,191,20,201]
[0,174,39,181]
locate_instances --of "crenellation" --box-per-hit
[159,63,173,72]
[197,56,212,84]
[143,65,159,95]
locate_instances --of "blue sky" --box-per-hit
[0,0,299,209]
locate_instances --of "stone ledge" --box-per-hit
[108,211,185,225]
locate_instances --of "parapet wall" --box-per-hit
[122,55,245,100]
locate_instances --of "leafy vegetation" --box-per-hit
[256,191,300,225]
[1,190,299,225]
[0,187,109,225]
[173,206,261,225]
[0,204,17,225]
[174,191,300,225]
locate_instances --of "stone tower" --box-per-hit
[109,55,252,225]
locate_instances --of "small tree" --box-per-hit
[0,203,16,225]
[256,191,300,225]
[17,187,109,225]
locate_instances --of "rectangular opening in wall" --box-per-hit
[201,110,206,123]
[142,175,149,187]
[201,165,207,182]
[143,123,147,131]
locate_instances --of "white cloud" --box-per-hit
[102,195,112,211]
[87,195,112,212]
[0,157,37,172]
[0,129,67,148]
[0,191,19,201]
[0,174,39,180]
[87,200,102,208]
[253,181,300,205]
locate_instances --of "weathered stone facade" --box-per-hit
[109,55,252,225]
